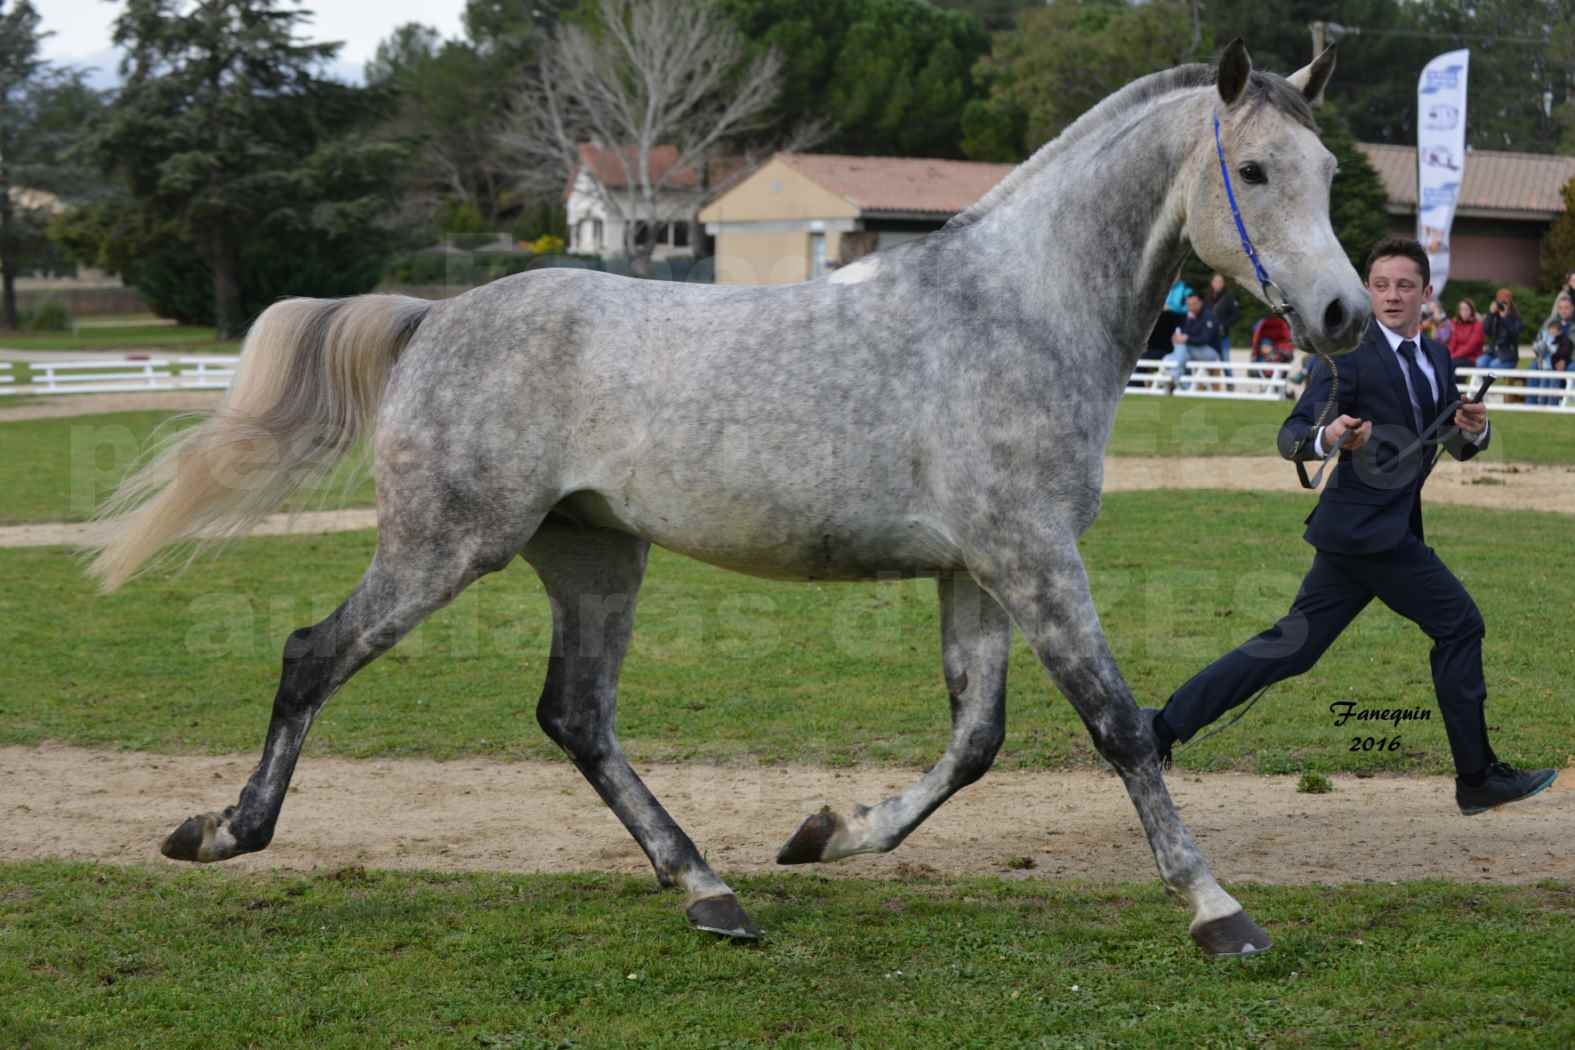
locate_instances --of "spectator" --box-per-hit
[1476,288,1522,370]
[1556,270,1575,312]
[1421,299,1451,345]
[1433,301,1453,346]
[1250,314,1294,379]
[1162,291,1221,387]
[1447,298,1484,364]
[1206,273,1239,363]
[1144,277,1194,360]
[1531,298,1575,404]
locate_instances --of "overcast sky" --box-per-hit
[38,0,471,86]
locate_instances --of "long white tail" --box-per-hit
[85,295,432,592]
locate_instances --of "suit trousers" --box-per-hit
[1162,531,1494,775]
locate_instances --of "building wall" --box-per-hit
[567,170,705,259]
[698,158,859,225]
[714,229,848,285]
[1385,214,1548,288]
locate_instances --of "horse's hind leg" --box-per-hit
[777,573,1011,863]
[161,523,529,865]
[975,533,1271,957]
[524,521,760,940]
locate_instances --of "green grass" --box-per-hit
[1108,396,1575,464]
[2,862,1571,1049]
[3,400,1570,526]
[0,323,239,353]
[0,411,374,525]
[3,491,1571,774]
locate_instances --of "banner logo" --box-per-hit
[1424,103,1459,130]
[1420,65,1465,94]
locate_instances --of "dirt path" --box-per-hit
[3,745,1569,885]
[0,391,222,423]
[1102,456,1575,514]
[0,509,379,549]
[5,456,1571,550]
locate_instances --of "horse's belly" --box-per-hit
[550,490,963,581]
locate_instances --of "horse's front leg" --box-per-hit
[777,572,1011,863]
[974,532,1272,957]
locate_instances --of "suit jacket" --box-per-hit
[1277,319,1488,554]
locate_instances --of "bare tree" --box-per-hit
[498,0,823,273]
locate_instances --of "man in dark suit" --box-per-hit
[1149,237,1556,815]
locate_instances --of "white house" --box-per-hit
[565,143,728,260]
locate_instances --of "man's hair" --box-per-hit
[1363,237,1430,285]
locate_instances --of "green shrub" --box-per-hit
[1297,771,1334,794]
[23,299,72,332]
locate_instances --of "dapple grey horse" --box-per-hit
[87,41,1368,955]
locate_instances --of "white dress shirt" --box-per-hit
[1311,321,1490,457]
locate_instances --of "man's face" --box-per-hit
[1365,255,1431,335]
[1558,298,1573,322]
[1186,294,1202,316]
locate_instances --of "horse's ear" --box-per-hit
[1288,45,1337,106]
[1217,38,1252,107]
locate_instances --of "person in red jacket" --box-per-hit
[1446,298,1483,363]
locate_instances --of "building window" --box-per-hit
[809,232,827,278]
[673,221,690,248]
[592,219,603,251]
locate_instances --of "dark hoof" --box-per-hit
[687,894,762,940]
[776,806,844,865]
[161,812,235,863]
[1191,910,1273,957]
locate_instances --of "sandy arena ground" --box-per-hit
[2,745,1571,885]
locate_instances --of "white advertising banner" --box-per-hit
[1416,49,1469,295]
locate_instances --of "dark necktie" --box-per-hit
[1397,340,1436,433]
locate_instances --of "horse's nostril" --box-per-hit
[1323,299,1346,335]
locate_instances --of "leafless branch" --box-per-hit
[496,0,822,260]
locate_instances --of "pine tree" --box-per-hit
[1540,178,1575,292]
[1320,104,1392,274]
[85,0,403,336]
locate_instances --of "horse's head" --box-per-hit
[1184,40,1370,355]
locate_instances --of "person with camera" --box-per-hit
[1476,289,1522,370]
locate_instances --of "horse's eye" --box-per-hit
[1238,162,1267,185]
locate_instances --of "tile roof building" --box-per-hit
[698,148,1572,288]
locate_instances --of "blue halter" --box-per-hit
[1213,111,1293,317]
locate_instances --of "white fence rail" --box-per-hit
[1,354,1571,414]
[0,356,242,397]
[1129,360,1293,401]
[1453,367,1575,413]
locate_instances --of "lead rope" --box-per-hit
[1212,110,1338,490]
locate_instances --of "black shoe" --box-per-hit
[1140,707,1174,769]
[1456,762,1557,815]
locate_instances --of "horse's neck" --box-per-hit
[975,90,1208,377]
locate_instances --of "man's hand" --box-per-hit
[1322,414,1371,451]
[1454,400,1488,435]
[1171,328,1187,345]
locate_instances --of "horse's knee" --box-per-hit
[953,720,1005,786]
[536,694,612,764]
[1085,705,1160,771]
[274,625,338,716]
